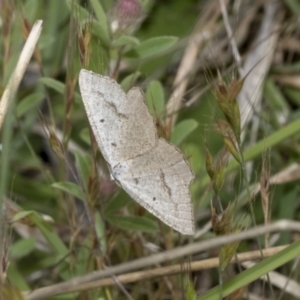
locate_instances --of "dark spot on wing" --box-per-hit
[100,119,105,122]
[153,197,156,201]
[134,178,139,184]
[111,143,117,147]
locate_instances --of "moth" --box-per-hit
[79,69,194,234]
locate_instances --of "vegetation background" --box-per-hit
[1,0,300,299]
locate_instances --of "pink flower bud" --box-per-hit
[110,0,144,33]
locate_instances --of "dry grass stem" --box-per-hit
[218,0,242,70]
[0,20,43,130]
[238,2,283,131]
[26,220,300,300]
[165,1,221,134]
[23,245,287,296]
[246,163,300,200]
[237,2,284,180]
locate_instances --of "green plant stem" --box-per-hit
[0,99,14,274]
[198,239,300,299]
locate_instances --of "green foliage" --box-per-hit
[125,36,179,59]
[16,92,44,118]
[10,238,36,259]
[146,79,165,116]
[198,241,300,299]
[0,0,299,300]
[171,119,198,146]
[106,215,158,233]
[39,77,65,94]
[52,181,86,201]
[120,71,141,91]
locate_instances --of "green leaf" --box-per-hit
[16,92,44,118]
[9,238,36,259]
[31,213,69,256]
[127,36,179,59]
[11,174,55,201]
[12,211,69,256]
[89,0,110,45]
[112,35,140,48]
[146,80,165,116]
[66,0,89,18]
[52,181,86,201]
[184,143,203,174]
[36,34,56,51]
[284,86,300,106]
[94,211,107,253]
[24,0,39,21]
[171,119,198,146]
[104,191,131,215]
[39,77,81,101]
[73,238,91,277]
[74,151,92,190]
[79,127,91,145]
[121,72,141,92]
[91,20,110,47]
[228,117,300,176]
[39,77,65,94]
[7,265,30,290]
[12,210,35,222]
[106,215,158,233]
